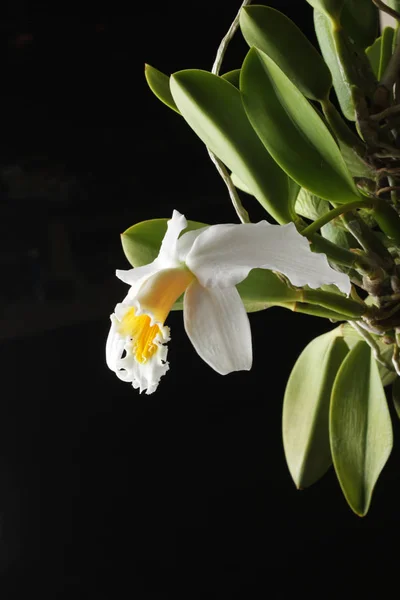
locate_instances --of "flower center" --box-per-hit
[119,309,161,364]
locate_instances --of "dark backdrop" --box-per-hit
[0,0,399,594]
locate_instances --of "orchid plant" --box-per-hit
[107,0,400,516]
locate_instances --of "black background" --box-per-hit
[0,0,399,594]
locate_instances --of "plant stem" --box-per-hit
[348,320,394,370]
[301,200,373,237]
[207,0,253,223]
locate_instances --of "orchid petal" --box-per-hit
[116,210,188,286]
[177,225,209,261]
[106,307,170,394]
[185,221,351,295]
[183,281,252,375]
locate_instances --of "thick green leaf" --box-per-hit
[144,64,180,113]
[341,0,378,49]
[306,0,345,20]
[392,377,400,419]
[283,329,349,489]
[221,69,241,88]
[295,189,330,221]
[330,341,393,516]
[240,47,360,205]
[340,323,397,387]
[230,172,252,194]
[314,9,355,120]
[315,11,376,119]
[121,218,205,268]
[366,36,382,79]
[239,5,331,101]
[121,218,302,312]
[170,69,298,224]
[378,27,395,80]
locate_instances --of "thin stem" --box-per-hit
[348,320,394,370]
[372,0,400,22]
[392,344,400,375]
[376,185,400,196]
[207,0,252,224]
[207,153,250,223]
[300,200,373,237]
[211,0,253,76]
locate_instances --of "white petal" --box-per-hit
[158,209,188,264]
[185,221,351,295]
[177,226,209,261]
[106,309,170,395]
[183,281,252,375]
[116,209,189,287]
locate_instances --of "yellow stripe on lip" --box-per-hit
[118,266,195,364]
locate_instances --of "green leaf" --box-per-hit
[283,329,349,489]
[144,64,180,113]
[340,323,397,387]
[230,172,252,195]
[314,9,355,120]
[221,69,241,88]
[295,189,330,221]
[306,0,345,20]
[392,377,400,419]
[330,341,393,516]
[378,27,395,80]
[170,69,298,224]
[366,36,382,79]
[341,0,378,49]
[121,218,302,312]
[240,47,360,205]
[239,5,331,101]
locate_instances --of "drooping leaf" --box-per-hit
[240,47,361,204]
[170,69,298,224]
[144,64,180,113]
[341,0,378,49]
[121,218,302,312]
[221,69,241,88]
[392,377,400,419]
[314,9,356,120]
[378,27,395,80]
[330,341,393,516]
[239,5,332,101]
[366,36,382,79]
[230,172,252,194]
[306,0,345,20]
[283,329,350,488]
[295,189,330,221]
[340,323,397,387]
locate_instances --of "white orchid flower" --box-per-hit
[106,210,350,394]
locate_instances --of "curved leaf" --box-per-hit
[330,341,393,516]
[341,0,378,49]
[295,189,330,221]
[239,5,331,101]
[366,36,382,79]
[392,376,400,419]
[378,27,395,80]
[306,0,345,20]
[170,69,297,224]
[314,9,355,120]
[283,330,350,488]
[144,64,180,113]
[240,47,361,204]
[221,69,241,88]
[121,218,302,312]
